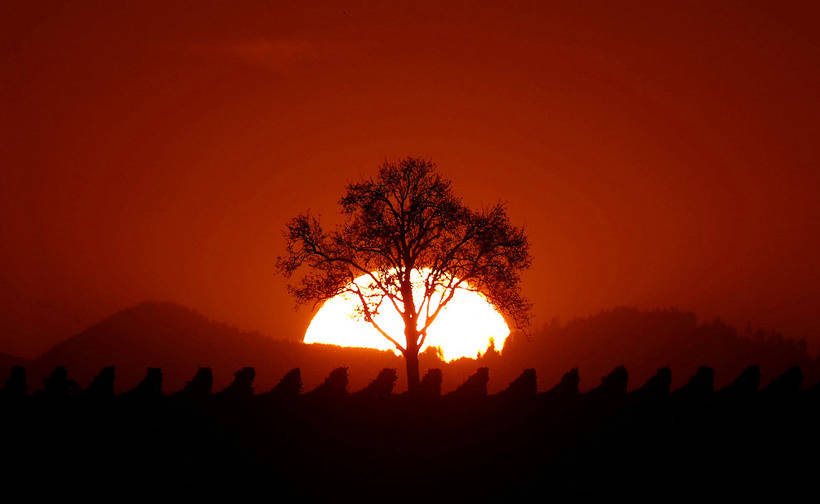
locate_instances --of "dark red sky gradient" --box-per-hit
[2,1,819,357]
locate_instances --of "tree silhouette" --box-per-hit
[277,157,531,391]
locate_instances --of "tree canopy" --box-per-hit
[277,157,531,388]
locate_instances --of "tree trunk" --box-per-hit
[404,323,420,393]
[405,348,420,393]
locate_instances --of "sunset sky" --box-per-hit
[2,1,819,358]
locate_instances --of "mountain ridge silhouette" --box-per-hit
[11,301,820,394]
[24,301,402,393]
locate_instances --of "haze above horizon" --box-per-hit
[1,2,819,357]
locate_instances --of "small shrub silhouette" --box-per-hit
[673,366,715,401]
[416,368,442,398]
[305,367,348,400]
[39,366,79,399]
[586,365,628,400]
[630,367,672,402]
[354,368,397,398]
[448,367,490,398]
[719,365,761,398]
[83,366,115,401]
[259,368,302,400]
[175,367,213,400]
[497,368,536,399]
[122,367,163,400]
[763,366,802,397]
[1,365,26,398]
[218,366,256,400]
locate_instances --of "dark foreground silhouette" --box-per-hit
[1,364,818,498]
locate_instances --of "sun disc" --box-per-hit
[303,269,510,361]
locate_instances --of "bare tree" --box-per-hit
[277,157,531,392]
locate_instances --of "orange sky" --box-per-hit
[1,1,819,357]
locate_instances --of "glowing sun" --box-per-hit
[303,269,510,361]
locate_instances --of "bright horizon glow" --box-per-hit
[303,269,511,362]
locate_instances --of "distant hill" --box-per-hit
[25,302,402,393]
[16,303,820,394]
[440,307,820,391]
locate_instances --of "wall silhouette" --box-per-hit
[1,362,818,497]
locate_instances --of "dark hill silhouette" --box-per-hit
[26,302,402,393]
[439,307,820,392]
[19,303,820,395]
